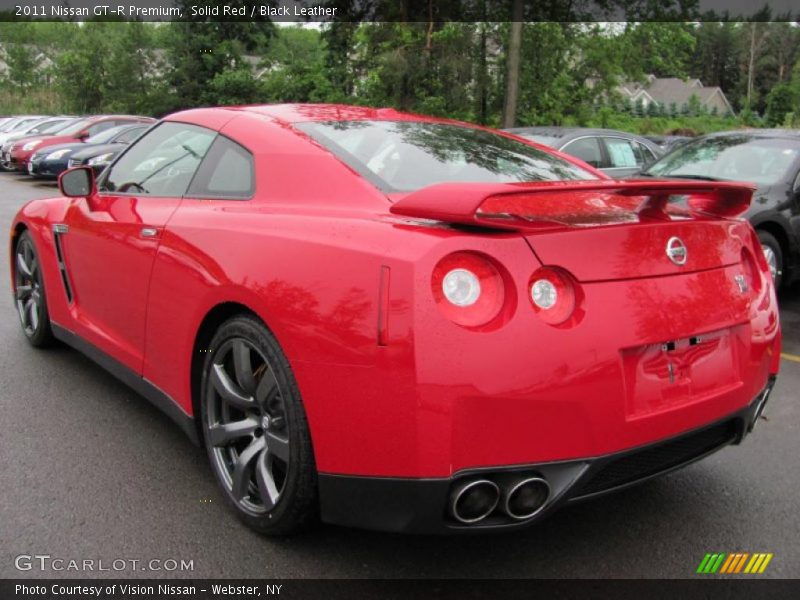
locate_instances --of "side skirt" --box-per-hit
[51,322,200,446]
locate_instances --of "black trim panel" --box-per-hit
[51,322,200,446]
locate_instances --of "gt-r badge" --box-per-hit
[666,236,687,265]
[735,274,749,294]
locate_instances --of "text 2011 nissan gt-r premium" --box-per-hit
[9,105,780,534]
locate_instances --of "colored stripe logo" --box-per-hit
[697,552,773,574]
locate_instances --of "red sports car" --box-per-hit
[10,105,780,534]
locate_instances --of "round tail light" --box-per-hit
[432,252,505,328]
[528,267,576,325]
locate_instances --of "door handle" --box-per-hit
[140,227,159,238]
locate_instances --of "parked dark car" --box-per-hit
[644,135,692,152]
[505,127,663,177]
[639,129,800,289]
[28,123,150,178]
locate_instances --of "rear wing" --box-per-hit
[389,179,755,230]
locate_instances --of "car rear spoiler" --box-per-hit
[389,179,755,230]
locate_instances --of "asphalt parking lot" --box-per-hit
[0,171,798,579]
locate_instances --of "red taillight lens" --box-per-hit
[740,247,763,296]
[432,252,505,327]
[748,228,771,276]
[528,267,576,325]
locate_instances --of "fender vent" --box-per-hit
[52,225,73,303]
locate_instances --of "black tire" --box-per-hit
[757,230,783,290]
[13,230,54,347]
[200,315,318,535]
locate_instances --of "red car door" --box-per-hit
[60,122,217,373]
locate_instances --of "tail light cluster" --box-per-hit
[528,267,577,325]
[738,227,775,299]
[740,247,763,296]
[431,252,580,328]
[749,228,771,278]
[431,252,506,328]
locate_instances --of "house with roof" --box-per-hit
[0,43,56,84]
[618,74,735,116]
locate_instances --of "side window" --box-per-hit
[86,120,117,137]
[115,128,146,144]
[186,136,254,200]
[637,142,657,164]
[100,122,216,197]
[562,137,604,168]
[603,137,640,168]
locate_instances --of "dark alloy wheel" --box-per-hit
[13,231,54,347]
[201,315,318,534]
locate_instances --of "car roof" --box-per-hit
[170,104,462,126]
[82,114,154,121]
[700,128,800,140]
[506,126,646,138]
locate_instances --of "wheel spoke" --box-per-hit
[29,299,39,331]
[16,250,32,278]
[264,430,290,463]
[231,437,265,501]
[255,450,281,509]
[255,368,278,406]
[15,284,32,300]
[211,363,254,410]
[20,298,33,328]
[207,417,258,447]
[232,340,257,395]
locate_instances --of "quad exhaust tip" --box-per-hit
[503,477,551,521]
[450,479,500,524]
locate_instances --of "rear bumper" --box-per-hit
[318,377,775,533]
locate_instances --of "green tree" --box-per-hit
[208,69,261,105]
[687,93,702,116]
[2,43,41,89]
[689,22,743,109]
[765,82,797,126]
[620,22,695,78]
[166,1,274,109]
[55,22,112,113]
[104,21,165,114]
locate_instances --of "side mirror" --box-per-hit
[59,166,96,197]
[77,131,90,140]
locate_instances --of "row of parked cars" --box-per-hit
[1,112,797,291]
[0,114,154,177]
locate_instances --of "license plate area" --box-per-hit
[621,328,741,419]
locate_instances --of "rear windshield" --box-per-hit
[296,120,597,192]
[86,124,134,144]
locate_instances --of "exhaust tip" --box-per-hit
[503,477,550,520]
[450,479,500,524]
